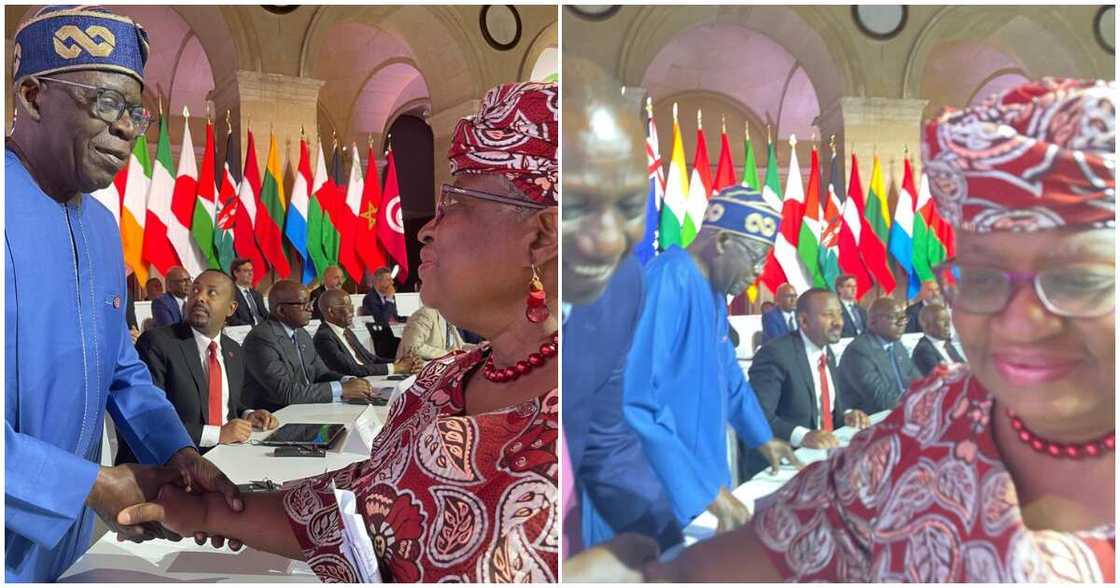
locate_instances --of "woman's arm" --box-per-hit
[119,485,304,560]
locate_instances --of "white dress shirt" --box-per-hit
[175,295,187,317]
[844,301,862,331]
[790,330,841,448]
[191,328,252,447]
[783,310,797,330]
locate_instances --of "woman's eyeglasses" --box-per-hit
[435,184,549,220]
[933,259,1114,318]
[37,76,152,135]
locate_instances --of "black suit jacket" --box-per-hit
[362,291,404,323]
[838,332,922,414]
[119,322,247,462]
[904,301,924,333]
[242,319,346,412]
[229,286,266,327]
[564,256,681,549]
[313,322,390,377]
[913,335,960,377]
[840,302,868,338]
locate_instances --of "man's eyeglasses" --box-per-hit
[436,184,548,220]
[933,259,1114,318]
[37,76,152,135]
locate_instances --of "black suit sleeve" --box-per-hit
[227,290,252,327]
[314,330,386,377]
[912,339,939,377]
[304,335,346,384]
[244,332,334,405]
[580,363,683,550]
[839,339,899,414]
[135,332,204,445]
[747,341,799,442]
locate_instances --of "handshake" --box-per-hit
[89,447,246,550]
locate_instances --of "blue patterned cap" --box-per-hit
[13,5,149,86]
[702,184,781,245]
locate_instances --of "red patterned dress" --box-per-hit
[282,347,558,582]
[753,364,1115,582]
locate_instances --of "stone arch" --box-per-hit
[519,20,558,81]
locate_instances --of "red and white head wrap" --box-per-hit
[922,78,1116,233]
[448,81,558,206]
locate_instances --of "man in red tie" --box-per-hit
[120,270,278,461]
[743,288,871,479]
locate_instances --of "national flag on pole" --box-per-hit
[659,104,690,250]
[890,157,919,299]
[121,134,152,284]
[849,153,895,294]
[256,132,291,278]
[168,107,208,275]
[797,144,825,288]
[635,98,662,264]
[354,143,389,273]
[865,154,891,245]
[91,165,124,227]
[818,148,845,290]
[684,112,712,246]
[749,134,783,302]
[338,143,366,283]
[214,129,238,272]
[712,119,736,194]
[913,171,954,279]
[142,114,181,275]
[741,124,760,192]
[379,145,410,281]
[286,135,314,284]
[759,135,812,294]
[191,121,219,269]
[234,129,267,285]
[326,142,345,267]
[307,140,339,279]
[835,152,874,298]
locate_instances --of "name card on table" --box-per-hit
[340,406,383,456]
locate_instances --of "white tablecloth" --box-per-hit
[682,410,891,547]
[61,397,398,582]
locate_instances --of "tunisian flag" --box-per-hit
[354,144,389,273]
[379,147,409,282]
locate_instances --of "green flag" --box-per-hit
[741,128,760,191]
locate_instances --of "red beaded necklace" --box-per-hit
[1006,408,1115,459]
[482,332,558,383]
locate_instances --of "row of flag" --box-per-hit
[639,99,956,302]
[92,107,410,289]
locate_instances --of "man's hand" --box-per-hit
[245,409,278,431]
[755,438,804,475]
[129,326,141,344]
[166,447,242,512]
[393,356,420,375]
[86,463,186,542]
[563,533,659,583]
[341,378,374,401]
[801,430,839,449]
[708,487,750,533]
[219,419,252,444]
[844,409,871,429]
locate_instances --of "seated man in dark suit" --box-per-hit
[314,289,412,377]
[145,276,164,301]
[227,258,267,327]
[242,280,375,412]
[838,296,922,414]
[743,288,871,479]
[912,302,966,376]
[362,266,405,323]
[562,60,682,554]
[835,274,868,338]
[309,266,344,321]
[904,279,944,333]
[760,283,798,345]
[151,266,191,327]
[121,270,278,462]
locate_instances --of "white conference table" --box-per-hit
[681,409,891,547]
[60,381,407,583]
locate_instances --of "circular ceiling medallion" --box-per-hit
[261,6,298,16]
[852,5,907,41]
[1095,5,1114,55]
[565,5,621,22]
[480,5,522,52]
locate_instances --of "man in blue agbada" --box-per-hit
[5,6,242,582]
[623,185,802,533]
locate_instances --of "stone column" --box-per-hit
[817,97,929,187]
[208,70,325,176]
[427,99,481,204]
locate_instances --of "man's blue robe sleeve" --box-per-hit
[104,318,193,465]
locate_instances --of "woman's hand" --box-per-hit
[118,484,209,537]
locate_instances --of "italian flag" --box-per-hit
[142,114,182,276]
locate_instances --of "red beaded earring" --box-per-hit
[525,265,548,323]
